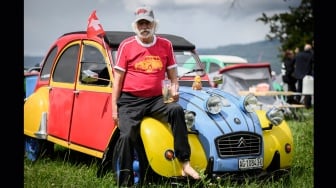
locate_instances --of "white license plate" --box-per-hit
[239,158,263,169]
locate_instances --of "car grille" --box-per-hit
[215,132,262,158]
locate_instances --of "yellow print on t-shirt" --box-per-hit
[135,56,163,72]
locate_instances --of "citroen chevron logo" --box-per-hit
[237,137,246,147]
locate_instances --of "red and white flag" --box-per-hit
[87,10,105,38]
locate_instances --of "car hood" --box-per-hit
[178,86,262,137]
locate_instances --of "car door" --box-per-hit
[69,41,115,153]
[48,42,80,141]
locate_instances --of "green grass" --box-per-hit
[24,108,313,188]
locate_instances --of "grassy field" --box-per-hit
[24,108,314,188]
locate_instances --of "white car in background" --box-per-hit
[197,55,248,85]
[199,55,248,74]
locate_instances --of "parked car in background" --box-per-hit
[183,55,248,74]
[186,55,248,86]
[24,30,293,186]
[212,63,302,118]
[24,71,39,99]
[199,55,248,74]
[24,64,41,99]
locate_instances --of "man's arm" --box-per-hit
[167,67,179,101]
[111,69,125,121]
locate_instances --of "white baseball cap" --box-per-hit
[134,6,155,23]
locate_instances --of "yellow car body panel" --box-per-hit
[140,117,207,177]
[47,135,105,158]
[24,87,49,138]
[255,110,294,170]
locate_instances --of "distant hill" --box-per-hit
[197,40,282,74]
[24,39,283,73]
[24,56,43,70]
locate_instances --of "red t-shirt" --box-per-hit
[114,35,177,97]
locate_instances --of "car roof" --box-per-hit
[199,55,248,64]
[218,62,271,74]
[62,31,196,51]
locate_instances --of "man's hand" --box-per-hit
[112,112,119,126]
[112,102,119,126]
[171,83,179,102]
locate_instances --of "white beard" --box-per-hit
[133,23,156,40]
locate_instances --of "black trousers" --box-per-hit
[116,92,191,186]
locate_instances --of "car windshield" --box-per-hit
[175,51,205,78]
[111,50,206,78]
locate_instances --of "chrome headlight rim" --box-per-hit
[243,94,259,113]
[205,95,224,114]
[184,110,196,129]
[266,107,284,125]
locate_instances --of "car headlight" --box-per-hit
[205,95,224,114]
[243,94,259,113]
[266,107,284,125]
[184,110,196,129]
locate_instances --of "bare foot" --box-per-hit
[182,161,200,179]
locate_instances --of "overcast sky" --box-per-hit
[24,0,301,56]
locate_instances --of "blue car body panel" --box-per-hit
[24,74,38,98]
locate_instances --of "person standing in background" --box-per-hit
[293,44,314,108]
[281,49,298,104]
